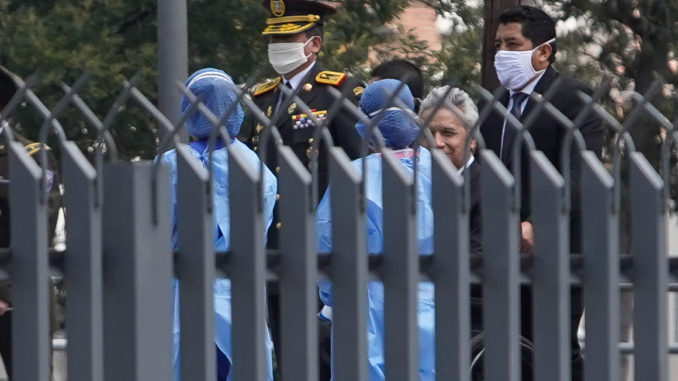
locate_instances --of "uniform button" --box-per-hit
[308,138,314,144]
[275,166,280,173]
[276,193,280,201]
[276,222,282,229]
[253,146,258,151]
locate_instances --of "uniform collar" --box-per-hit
[283,61,317,91]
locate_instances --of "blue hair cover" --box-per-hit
[181,68,244,139]
[354,79,418,149]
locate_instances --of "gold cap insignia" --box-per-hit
[271,0,285,17]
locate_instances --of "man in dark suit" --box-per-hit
[238,1,365,378]
[419,85,481,255]
[479,6,604,381]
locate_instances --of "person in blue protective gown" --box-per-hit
[157,68,277,381]
[315,79,435,380]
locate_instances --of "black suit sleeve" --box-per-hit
[559,81,604,253]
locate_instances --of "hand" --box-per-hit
[0,300,10,316]
[520,221,534,254]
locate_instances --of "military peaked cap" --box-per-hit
[261,0,337,35]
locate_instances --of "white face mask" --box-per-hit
[267,37,315,75]
[494,38,555,90]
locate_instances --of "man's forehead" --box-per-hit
[495,22,525,39]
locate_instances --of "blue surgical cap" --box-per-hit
[355,79,418,149]
[181,68,244,139]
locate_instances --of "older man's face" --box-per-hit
[423,107,473,169]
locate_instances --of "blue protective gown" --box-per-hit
[160,138,277,381]
[316,148,435,380]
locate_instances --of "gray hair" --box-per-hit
[419,86,479,130]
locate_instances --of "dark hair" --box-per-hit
[371,59,424,99]
[304,25,323,40]
[0,68,17,109]
[498,5,557,64]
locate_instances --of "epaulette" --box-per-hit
[315,71,347,87]
[253,77,281,97]
[24,142,50,156]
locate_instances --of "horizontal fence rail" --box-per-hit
[0,71,675,381]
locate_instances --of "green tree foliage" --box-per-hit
[0,0,428,159]
[0,0,158,159]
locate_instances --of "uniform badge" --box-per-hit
[291,110,327,130]
[271,0,285,17]
[266,105,273,117]
[353,86,364,97]
[303,83,313,91]
[288,102,296,114]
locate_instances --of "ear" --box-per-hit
[537,43,552,63]
[308,36,322,54]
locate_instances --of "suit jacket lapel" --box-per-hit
[522,67,558,126]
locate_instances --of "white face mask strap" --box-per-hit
[534,38,556,52]
[304,36,317,47]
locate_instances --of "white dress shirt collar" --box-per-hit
[283,61,316,91]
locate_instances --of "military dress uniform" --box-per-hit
[242,63,365,201]
[239,1,366,379]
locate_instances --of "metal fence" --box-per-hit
[0,70,677,381]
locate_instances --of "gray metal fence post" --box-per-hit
[9,142,50,381]
[382,149,418,381]
[62,141,103,381]
[581,151,620,381]
[630,152,667,381]
[229,148,268,381]
[102,162,173,381]
[530,151,570,381]
[278,146,318,381]
[479,149,521,381]
[329,147,368,381]
[157,0,188,139]
[431,149,470,380]
[175,145,215,381]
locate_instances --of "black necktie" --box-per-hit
[501,92,529,164]
[276,81,293,114]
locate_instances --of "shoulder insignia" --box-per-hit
[315,71,347,86]
[253,77,281,97]
[353,86,364,97]
[24,142,50,156]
